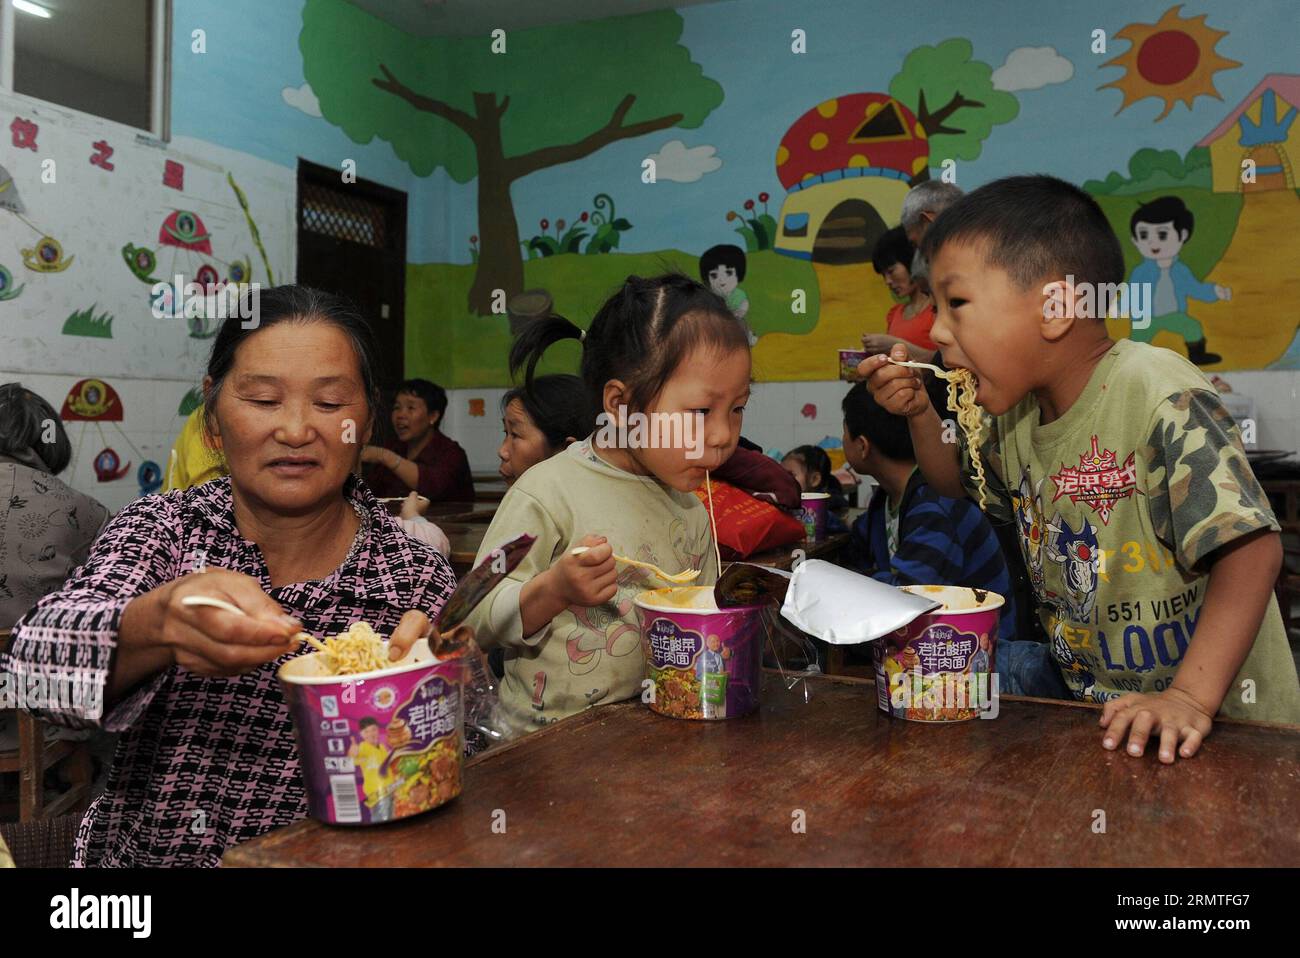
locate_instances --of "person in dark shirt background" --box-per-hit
[362,378,474,503]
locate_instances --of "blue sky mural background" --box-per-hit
[169,0,1299,265]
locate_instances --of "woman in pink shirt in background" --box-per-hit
[0,286,457,866]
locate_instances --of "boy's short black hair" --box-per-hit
[396,378,447,419]
[699,244,747,282]
[1130,196,1195,240]
[842,382,915,461]
[871,226,915,275]
[359,717,378,730]
[920,174,1125,294]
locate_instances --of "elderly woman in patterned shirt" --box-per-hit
[0,286,459,866]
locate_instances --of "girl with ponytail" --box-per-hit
[464,274,753,733]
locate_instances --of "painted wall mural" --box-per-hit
[293,0,1295,387]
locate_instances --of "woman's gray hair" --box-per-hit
[0,382,72,474]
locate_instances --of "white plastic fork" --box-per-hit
[178,595,329,652]
[887,357,954,378]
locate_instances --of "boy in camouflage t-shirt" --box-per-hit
[865,175,1300,763]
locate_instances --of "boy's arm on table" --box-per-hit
[1101,388,1283,762]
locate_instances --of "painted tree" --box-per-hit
[888,39,1020,182]
[301,0,723,314]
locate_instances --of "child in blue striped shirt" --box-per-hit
[841,382,1018,644]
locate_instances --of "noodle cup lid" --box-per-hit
[780,560,939,644]
[277,637,444,685]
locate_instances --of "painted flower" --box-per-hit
[470,235,478,244]
[580,211,589,222]
[744,199,755,210]
[758,192,770,203]
[540,218,549,230]
[557,219,566,231]
[726,211,737,221]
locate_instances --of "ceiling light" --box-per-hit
[14,0,53,18]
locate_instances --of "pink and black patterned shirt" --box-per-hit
[0,476,456,867]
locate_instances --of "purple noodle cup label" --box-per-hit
[280,658,465,826]
[637,606,764,721]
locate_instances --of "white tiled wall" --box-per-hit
[444,380,862,473]
[444,371,1300,474]
[1215,371,1300,452]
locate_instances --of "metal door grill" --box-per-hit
[299,181,389,249]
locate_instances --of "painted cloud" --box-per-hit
[281,83,322,118]
[647,139,722,183]
[992,47,1074,92]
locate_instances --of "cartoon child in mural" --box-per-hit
[1127,197,1231,366]
[699,244,756,346]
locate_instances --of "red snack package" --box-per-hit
[694,478,807,560]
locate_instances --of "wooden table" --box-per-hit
[738,532,851,572]
[222,674,1300,867]
[443,524,491,575]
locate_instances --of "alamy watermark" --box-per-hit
[1043,277,1152,329]
[592,407,705,459]
[0,670,103,715]
[150,276,262,328]
[889,669,1000,719]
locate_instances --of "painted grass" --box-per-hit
[406,249,819,387]
[62,305,114,338]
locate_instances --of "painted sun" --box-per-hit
[1100,4,1241,121]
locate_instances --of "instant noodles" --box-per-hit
[634,586,765,720]
[278,637,465,825]
[872,585,1003,722]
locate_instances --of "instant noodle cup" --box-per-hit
[635,587,765,720]
[278,639,466,825]
[839,349,869,381]
[798,492,830,541]
[872,585,1003,723]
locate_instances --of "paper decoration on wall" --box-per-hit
[62,304,114,338]
[61,379,143,483]
[62,379,121,421]
[0,265,23,301]
[89,140,115,171]
[3,162,75,274]
[122,244,159,283]
[130,207,254,335]
[228,173,274,285]
[160,210,213,252]
[178,385,203,416]
[22,235,74,272]
[801,403,817,419]
[0,163,24,213]
[137,461,163,495]
[164,159,184,190]
[93,448,130,482]
[468,398,485,416]
[9,117,37,151]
